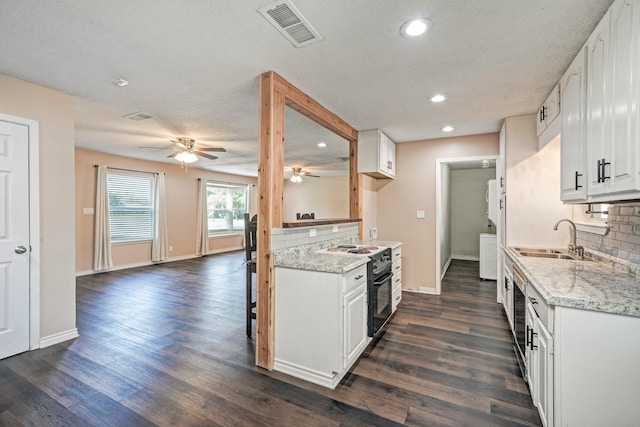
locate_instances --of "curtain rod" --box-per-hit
[94,165,161,175]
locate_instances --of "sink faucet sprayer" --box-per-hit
[553,219,584,259]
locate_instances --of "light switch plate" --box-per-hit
[83,207,94,215]
[417,210,425,219]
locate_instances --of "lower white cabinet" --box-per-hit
[502,259,514,331]
[274,264,370,389]
[479,234,497,280]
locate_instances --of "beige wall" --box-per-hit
[283,175,349,221]
[75,148,257,273]
[0,74,76,339]
[377,133,499,292]
[451,168,497,259]
[505,117,573,247]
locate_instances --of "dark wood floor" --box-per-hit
[0,255,541,426]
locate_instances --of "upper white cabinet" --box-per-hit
[537,84,561,136]
[560,46,588,202]
[586,0,640,200]
[358,129,396,178]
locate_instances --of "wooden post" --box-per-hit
[256,71,359,370]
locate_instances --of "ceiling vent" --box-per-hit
[122,112,153,121]
[258,0,323,48]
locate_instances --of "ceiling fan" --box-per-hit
[141,137,226,163]
[290,167,319,183]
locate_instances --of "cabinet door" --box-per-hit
[560,47,588,202]
[343,283,368,369]
[536,319,553,427]
[378,131,390,173]
[387,137,396,177]
[586,12,610,196]
[526,304,538,399]
[607,0,640,194]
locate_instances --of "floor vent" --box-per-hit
[258,0,323,48]
[122,112,153,121]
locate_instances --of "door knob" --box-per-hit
[15,246,27,254]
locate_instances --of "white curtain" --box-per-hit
[195,178,209,256]
[93,165,113,271]
[151,172,169,262]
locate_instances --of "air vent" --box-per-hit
[122,112,153,121]
[258,0,323,48]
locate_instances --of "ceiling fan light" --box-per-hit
[290,175,302,183]
[176,151,198,163]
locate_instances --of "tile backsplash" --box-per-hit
[577,202,640,273]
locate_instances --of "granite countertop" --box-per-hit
[504,246,640,317]
[274,240,402,274]
[274,252,369,274]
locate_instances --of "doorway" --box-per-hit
[435,155,499,295]
[0,114,40,359]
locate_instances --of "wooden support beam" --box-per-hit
[256,71,360,370]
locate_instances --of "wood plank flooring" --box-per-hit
[0,255,541,426]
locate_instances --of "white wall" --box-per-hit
[451,168,496,259]
[283,176,349,220]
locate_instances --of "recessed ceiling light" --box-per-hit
[317,142,327,148]
[430,94,446,103]
[442,126,454,132]
[400,18,433,37]
[113,78,129,87]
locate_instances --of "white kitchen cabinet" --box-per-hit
[391,245,402,312]
[533,316,552,427]
[274,264,369,388]
[560,46,588,202]
[358,129,396,178]
[502,258,513,330]
[586,0,640,200]
[536,83,560,136]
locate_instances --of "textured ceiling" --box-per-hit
[0,0,613,177]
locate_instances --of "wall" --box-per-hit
[451,168,496,259]
[283,175,349,221]
[505,117,573,247]
[439,164,451,272]
[0,74,76,341]
[75,148,257,273]
[361,175,379,240]
[377,133,499,292]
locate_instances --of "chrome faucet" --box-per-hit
[553,218,584,258]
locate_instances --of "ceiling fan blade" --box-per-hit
[197,152,218,160]
[300,171,320,177]
[197,147,227,152]
[139,144,177,149]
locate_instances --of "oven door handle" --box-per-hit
[373,272,393,285]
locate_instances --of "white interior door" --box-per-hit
[0,119,30,359]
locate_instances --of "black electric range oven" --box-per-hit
[367,248,393,336]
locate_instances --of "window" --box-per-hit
[206,182,248,233]
[588,203,609,220]
[107,171,155,242]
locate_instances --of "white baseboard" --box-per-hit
[452,255,480,261]
[39,328,79,348]
[274,359,339,389]
[75,248,244,277]
[404,287,438,295]
[441,256,452,280]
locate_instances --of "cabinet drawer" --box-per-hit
[392,270,402,289]
[392,283,402,311]
[343,265,367,292]
[392,246,402,261]
[527,283,553,333]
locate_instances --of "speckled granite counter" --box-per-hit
[358,239,402,249]
[274,252,369,274]
[504,246,640,317]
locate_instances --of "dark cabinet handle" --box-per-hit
[575,171,582,190]
[499,199,504,210]
[597,159,602,182]
[529,297,538,306]
[527,326,538,351]
[355,275,364,280]
[601,158,610,182]
[500,177,504,188]
[504,277,510,291]
[540,106,547,122]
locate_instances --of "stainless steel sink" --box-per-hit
[512,247,591,261]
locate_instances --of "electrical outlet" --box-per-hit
[309,228,317,237]
[370,227,378,239]
[83,207,94,215]
[333,225,339,232]
[169,246,173,252]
